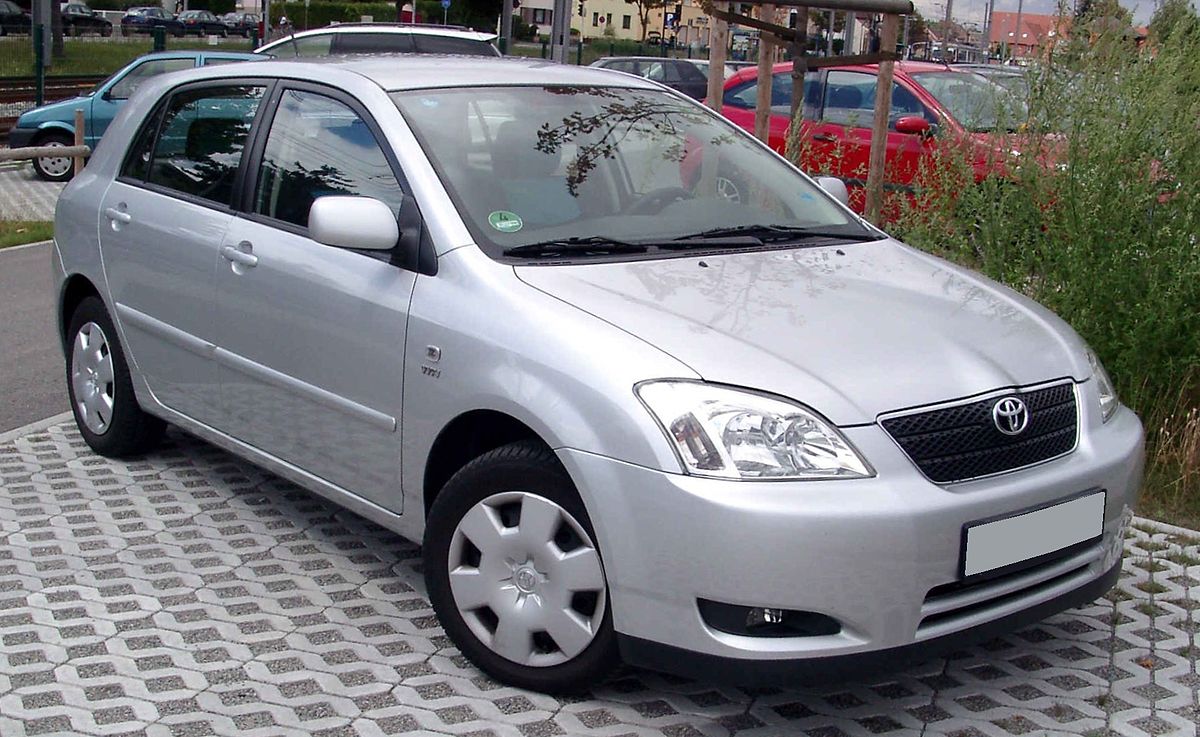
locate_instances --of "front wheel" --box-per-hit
[31,132,74,182]
[66,297,166,457]
[424,441,618,693]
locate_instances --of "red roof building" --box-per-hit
[988,11,1070,57]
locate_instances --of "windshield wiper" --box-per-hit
[504,236,649,258]
[674,224,881,244]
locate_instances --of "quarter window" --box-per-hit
[254,89,403,229]
[145,84,265,205]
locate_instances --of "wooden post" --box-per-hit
[73,108,84,176]
[864,12,897,223]
[705,2,728,112]
[753,4,776,143]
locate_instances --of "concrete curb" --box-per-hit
[0,411,73,445]
[0,239,52,254]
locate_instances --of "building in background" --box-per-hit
[988,11,1069,58]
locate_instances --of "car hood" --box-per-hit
[515,239,1090,425]
[17,95,91,126]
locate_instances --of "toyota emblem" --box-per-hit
[992,397,1030,436]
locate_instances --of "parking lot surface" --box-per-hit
[0,163,65,221]
[0,419,1196,737]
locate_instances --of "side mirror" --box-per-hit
[815,176,850,207]
[309,196,398,251]
[895,116,933,137]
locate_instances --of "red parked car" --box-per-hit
[717,61,1025,211]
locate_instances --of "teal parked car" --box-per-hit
[10,50,260,181]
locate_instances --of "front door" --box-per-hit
[98,82,267,426]
[805,70,933,210]
[213,85,415,510]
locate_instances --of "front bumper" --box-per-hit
[7,126,36,149]
[557,392,1143,681]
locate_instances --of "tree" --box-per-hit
[1148,0,1198,43]
[626,0,670,41]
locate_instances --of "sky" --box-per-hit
[913,0,1158,27]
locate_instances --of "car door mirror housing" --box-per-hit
[309,196,399,251]
[895,116,932,137]
[815,176,850,207]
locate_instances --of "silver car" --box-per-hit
[52,57,1144,693]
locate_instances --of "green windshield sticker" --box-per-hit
[488,211,523,233]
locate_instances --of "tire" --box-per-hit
[31,132,75,182]
[424,441,619,693]
[101,25,112,37]
[65,296,166,458]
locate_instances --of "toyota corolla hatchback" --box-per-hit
[53,57,1144,693]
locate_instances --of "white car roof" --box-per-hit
[256,23,497,55]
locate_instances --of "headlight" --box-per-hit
[637,381,872,480]
[1086,349,1118,422]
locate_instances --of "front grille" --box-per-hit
[881,383,1078,483]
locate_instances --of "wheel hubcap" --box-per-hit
[71,321,115,435]
[38,142,71,177]
[447,491,607,667]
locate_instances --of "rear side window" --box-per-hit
[146,84,265,205]
[332,32,415,54]
[723,72,817,113]
[412,35,497,55]
[253,89,403,229]
[108,58,193,100]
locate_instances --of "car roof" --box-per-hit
[594,56,687,63]
[725,59,974,87]
[158,55,663,93]
[263,23,496,44]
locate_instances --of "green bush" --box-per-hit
[275,1,398,29]
[888,24,1200,522]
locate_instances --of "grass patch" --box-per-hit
[0,220,53,249]
[0,37,254,77]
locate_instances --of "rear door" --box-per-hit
[720,70,817,155]
[212,84,415,509]
[98,81,268,426]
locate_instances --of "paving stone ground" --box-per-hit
[0,421,1197,737]
[0,162,66,221]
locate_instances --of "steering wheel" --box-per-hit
[623,186,694,216]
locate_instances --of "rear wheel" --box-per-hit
[424,441,618,693]
[66,297,166,457]
[31,132,74,182]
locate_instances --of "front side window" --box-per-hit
[254,89,403,229]
[108,58,193,100]
[332,32,415,54]
[393,85,871,260]
[413,35,498,55]
[146,84,265,205]
[822,71,928,129]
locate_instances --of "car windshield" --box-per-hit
[910,71,1027,132]
[391,85,872,260]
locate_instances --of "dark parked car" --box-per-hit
[588,56,710,99]
[220,11,259,37]
[121,6,184,36]
[0,0,31,35]
[62,3,112,36]
[178,9,226,36]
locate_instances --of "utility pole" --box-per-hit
[942,0,952,59]
[983,0,994,58]
[1012,0,1024,60]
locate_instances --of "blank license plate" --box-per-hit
[963,491,1106,578]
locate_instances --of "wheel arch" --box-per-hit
[422,409,549,519]
[32,121,76,142]
[58,273,102,354]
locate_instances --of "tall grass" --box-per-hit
[890,27,1200,525]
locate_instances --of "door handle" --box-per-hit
[104,207,131,223]
[221,244,258,267]
[812,133,838,142]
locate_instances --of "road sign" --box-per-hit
[441,0,450,8]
